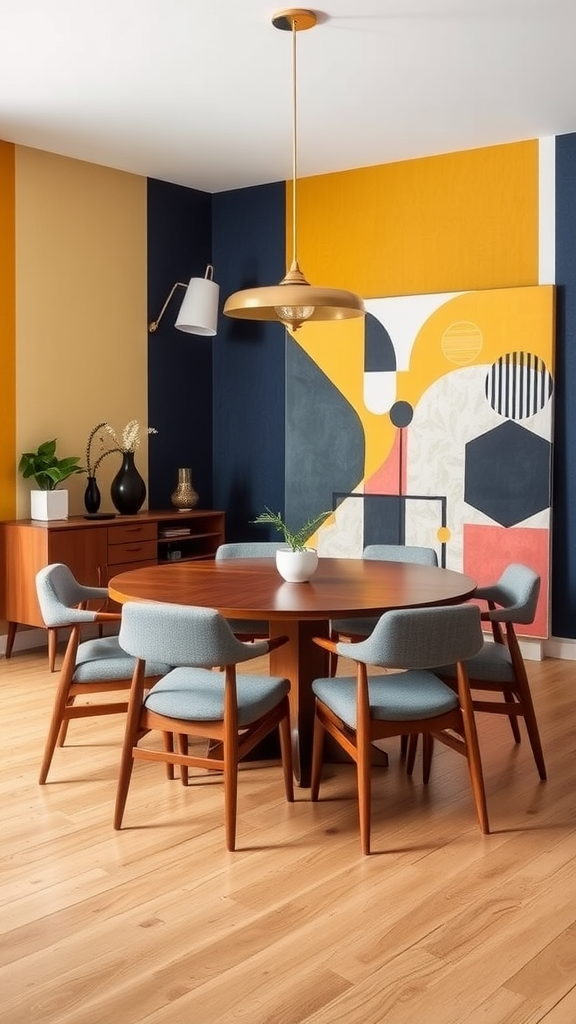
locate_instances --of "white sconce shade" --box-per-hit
[148,264,219,337]
[175,273,219,336]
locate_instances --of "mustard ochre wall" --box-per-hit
[0,141,16,520]
[289,140,540,297]
[15,147,148,517]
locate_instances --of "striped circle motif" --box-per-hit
[485,351,553,420]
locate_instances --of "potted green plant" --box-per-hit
[18,439,83,521]
[252,507,331,582]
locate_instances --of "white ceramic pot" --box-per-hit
[30,489,69,521]
[276,547,318,583]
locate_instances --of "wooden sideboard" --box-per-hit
[0,509,225,658]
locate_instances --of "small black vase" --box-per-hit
[110,452,146,515]
[84,475,101,514]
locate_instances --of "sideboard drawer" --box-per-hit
[108,522,157,544]
[108,558,157,577]
[108,540,158,565]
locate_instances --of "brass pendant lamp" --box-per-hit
[223,8,365,332]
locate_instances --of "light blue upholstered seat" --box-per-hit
[436,563,546,780]
[311,603,489,854]
[36,563,171,784]
[114,601,293,851]
[329,544,438,675]
[215,541,283,639]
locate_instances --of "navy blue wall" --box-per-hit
[147,179,214,509]
[553,134,576,637]
[211,182,286,541]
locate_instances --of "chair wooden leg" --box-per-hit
[278,700,294,803]
[310,711,325,801]
[177,733,189,785]
[48,628,58,672]
[400,734,409,756]
[422,734,434,784]
[39,680,73,783]
[57,699,74,746]
[223,749,238,852]
[457,689,489,834]
[515,685,547,781]
[163,732,175,780]
[406,734,418,775]
[114,664,145,829]
[503,688,522,742]
[357,731,372,856]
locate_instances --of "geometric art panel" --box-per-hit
[289,285,555,637]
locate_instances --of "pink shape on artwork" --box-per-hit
[365,429,408,495]
[463,523,549,638]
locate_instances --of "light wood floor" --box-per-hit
[1,646,575,1024]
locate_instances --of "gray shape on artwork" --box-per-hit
[464,420,551,528]
[390,401,414,428]
[285,341,365,530]
[364,312,396,372]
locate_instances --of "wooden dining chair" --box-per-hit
[437,563,546,779]
[36,564,171,783]
[311,603,489,854]
[215,541,283,640]
[328,544,438,676]
[113,601,294,851]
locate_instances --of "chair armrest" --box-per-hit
[312,636,338,653]
[93,611,122,623]
[265,635,289,653]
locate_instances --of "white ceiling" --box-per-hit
[1,0,576,194]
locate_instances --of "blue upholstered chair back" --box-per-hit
[363,544,438,566]
[336,603,483,670]
[119,601,272,669]
[216,542,283,560]
[475,564,540,625]
[36,563,108,628]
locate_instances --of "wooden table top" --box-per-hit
[108,557,477,621]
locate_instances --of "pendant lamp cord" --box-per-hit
[291,15,298,268]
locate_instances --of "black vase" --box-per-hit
[84,475,101,514]
[110,452,146,515]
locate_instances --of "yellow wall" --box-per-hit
[15,148,148,516]
[289,140,539,298]
[0,141,16,520]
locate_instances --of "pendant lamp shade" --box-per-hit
[223,9,364,333]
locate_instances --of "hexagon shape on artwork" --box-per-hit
[464,420,551,528]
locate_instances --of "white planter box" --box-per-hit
[30,489,69,521]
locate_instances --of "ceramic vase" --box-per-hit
[170,467,199,511]
[84,476,101,514]
[110,452,146,515]
[276,547,318,583]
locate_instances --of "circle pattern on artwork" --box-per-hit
[390,401,414,428]
[442,321,483,364]
[485,351,553,420]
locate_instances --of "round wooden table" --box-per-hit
[109,557,477,786]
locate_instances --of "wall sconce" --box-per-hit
[148,264,219,337]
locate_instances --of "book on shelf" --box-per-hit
[160,527,191,538]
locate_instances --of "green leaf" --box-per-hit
[252,507,331,552]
